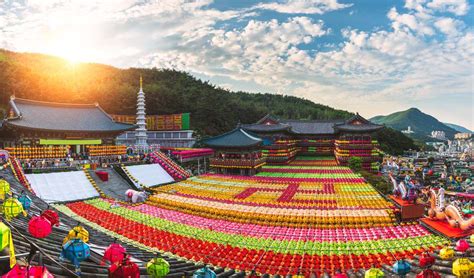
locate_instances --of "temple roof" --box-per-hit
[334,113,384,132]
[5,97,136,133]
[202,128,262,148]
[245,113,382,134]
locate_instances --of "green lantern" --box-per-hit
[0,222,16,268]
[2,197,27,221]
[365,267,384,278]
[146,257,170,277]
[0,180,11,200]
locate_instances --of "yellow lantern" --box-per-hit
[0,180,11,200]
[452,258,473,278]
[439,246,455,260]
[2,198,27,221]
[63,225,89,244]
[470,234,474,244]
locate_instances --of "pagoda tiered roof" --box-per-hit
[5,97,136,133]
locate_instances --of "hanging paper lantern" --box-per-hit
[3,264,54,278]
[470,234,474,244]
[193,267,217,278]
[416,269,441,278]
[333,273,348,278]
[102,242,126,265]
[27,265,54,277]
[439,246,455,260]
[0,180,11,200]
[18,194,32,211]
[60,239,90,269]
[28,216,52,238]
[41,209,60,227]
[452,258,473,278]
[2,197,27,221]
[0,222,16,268]
[146,257,170,277]
[419,252,436,268]
[63,225,89,244]
[455,239,470,253]
[365,267,384,278]
[109,256,140,278]
[393,260,411,277]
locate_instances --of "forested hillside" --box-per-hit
[0,49,417,154]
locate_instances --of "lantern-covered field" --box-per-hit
[54,157,447,276]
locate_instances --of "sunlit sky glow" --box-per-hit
[1,0,473,129]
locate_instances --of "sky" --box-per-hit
[0,0,473,129]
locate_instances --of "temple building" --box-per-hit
[204,113,383,173]
[202,127,266,176]
[0,96,135,156]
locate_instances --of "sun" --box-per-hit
[45,33,88,64]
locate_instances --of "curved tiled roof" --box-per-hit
[334,113,384,133]
[202,128,262,148]
[5,97,136,133]
[241,123,291,133]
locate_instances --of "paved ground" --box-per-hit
[88,168,133,201]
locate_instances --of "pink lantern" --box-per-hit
[41,210,59,227]
[102,242,126,265]
[3,264,54,278]
[28,216,52,238]
[455,239,470,253]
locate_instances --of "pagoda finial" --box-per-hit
[140,75,143,90]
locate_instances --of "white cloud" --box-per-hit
[434,17,463,35]
[254,0,352,14]
[427,0,469,16]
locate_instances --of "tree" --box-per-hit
[348,157,363,172]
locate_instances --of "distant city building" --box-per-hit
[402,126,414,134]
[455,133,472,140]
[430,130,446,140]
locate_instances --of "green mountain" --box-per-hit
[443,123,471,133]
[0,49,417,154]
[370,108,457,140]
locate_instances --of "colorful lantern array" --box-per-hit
[28,216,52,238]
[146,257,170,277]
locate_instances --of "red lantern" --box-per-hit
[416,269,441,278]
[28,216,52,238]
[41,210,59,227]
[109,256,139,278]
[455,239,470,253]
[102,242,126,265]
[419,252,435,268]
